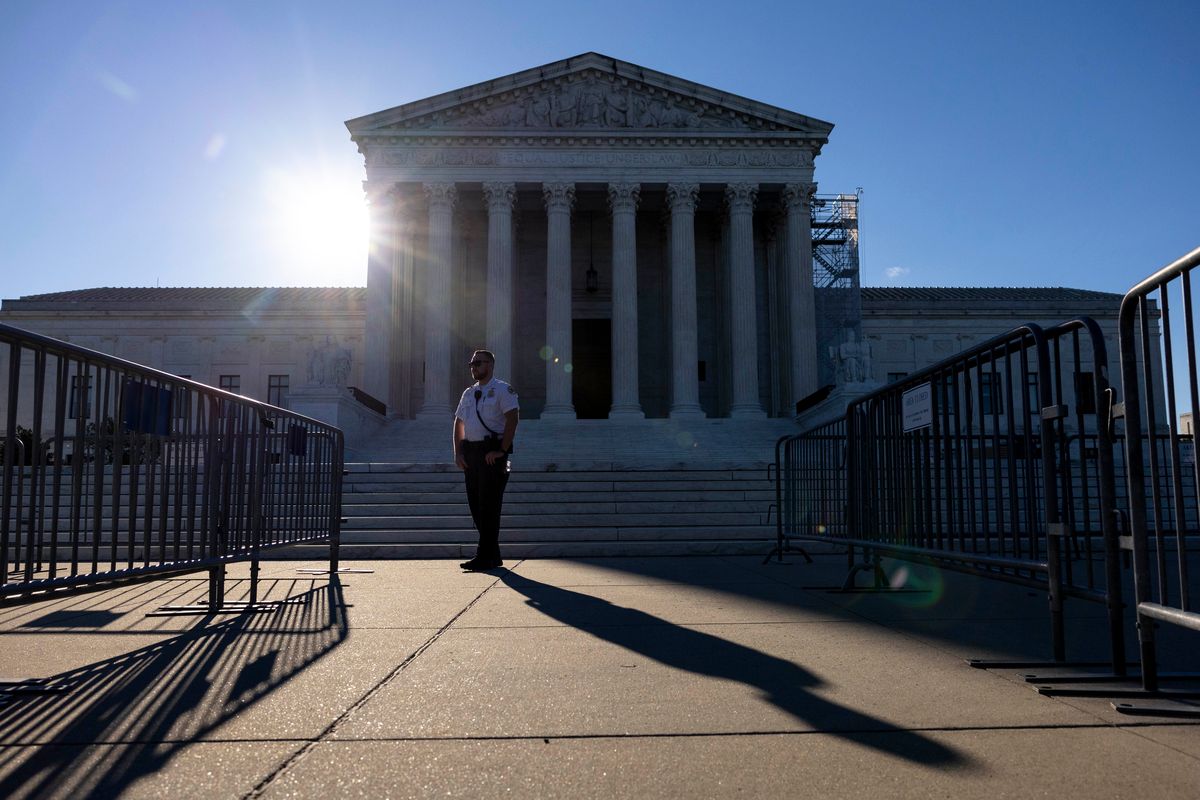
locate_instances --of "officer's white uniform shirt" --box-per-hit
[455,377,519,441]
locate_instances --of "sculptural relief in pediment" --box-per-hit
[391,72,780,133]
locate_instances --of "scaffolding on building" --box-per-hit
[812,192,863,387]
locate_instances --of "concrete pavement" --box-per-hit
[0,555,1197,798]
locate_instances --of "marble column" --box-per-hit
[542,182,576,420]
[362,188,396,407]
[608,182,643,420]
[389,190,415,417]
[417,182,456,419]
[667,183,704,418]
[782,182,819,404]
[725,183,766,418]
[483,182,516,368]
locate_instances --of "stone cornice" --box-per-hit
[355,132,819,150]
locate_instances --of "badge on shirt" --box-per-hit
[487,388,495,397]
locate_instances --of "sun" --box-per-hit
[261,167,367,285]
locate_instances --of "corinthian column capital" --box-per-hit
[781,182,817,212]
[482,181,517,211]
[423,182,457,211]
[724,183,758,212]
[542,182,576,213]
[607,182,641,215]
[666,182,699,213]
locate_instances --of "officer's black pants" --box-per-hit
[462,441,509,561]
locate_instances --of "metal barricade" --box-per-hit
[774,318,1125,671]
[1116,245,1200,693]
[767,417,847,564]
[0,323,344,607]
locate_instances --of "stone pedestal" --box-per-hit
[795,381,882,431]
[290,385,387,449]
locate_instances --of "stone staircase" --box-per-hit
[296,462,779,559]
[283,417,800,559]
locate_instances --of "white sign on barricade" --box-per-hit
[902,382,933,432]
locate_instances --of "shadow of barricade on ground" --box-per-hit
[0,576,347,799]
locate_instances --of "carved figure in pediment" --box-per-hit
[661,99,701,128]
[632,96,661,127]
[524,95,552,127]
[578,87,605,125]
[604,90,629,126]
[550,91,577,127]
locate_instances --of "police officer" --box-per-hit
[453,349,519,571]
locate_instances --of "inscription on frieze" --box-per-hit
[368,148,812,169]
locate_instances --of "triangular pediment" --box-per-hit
[346,52,833,139]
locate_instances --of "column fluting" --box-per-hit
[363,188,397,408]
[725,183,766,418]
[667,182,705,418]
[542,182,576,419]
[417,182,456,418]
[389,189,416,417]
[782,182,819,405]
[483,182,516,369]
[608,182,643,420]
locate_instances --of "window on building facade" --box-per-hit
[268,374,290,408]
[1026,371,1040,417]
[1074,371,1096,415]
[936,376,958,416]
[173,376,191,421]
[68,374,92,420]
[980,371,1004,416]
[219,374,240,394]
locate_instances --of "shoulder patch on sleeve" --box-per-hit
[508,385,517,394]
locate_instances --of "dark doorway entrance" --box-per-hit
[572,319,611,419]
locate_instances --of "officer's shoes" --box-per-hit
[460,558,503,571]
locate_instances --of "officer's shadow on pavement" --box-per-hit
[0,577,348,800]
[499,571,973,768]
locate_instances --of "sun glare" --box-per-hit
[262,168,367,285]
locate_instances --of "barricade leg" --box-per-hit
[208,564,225,609]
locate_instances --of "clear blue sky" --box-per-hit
[1,0,1197,297]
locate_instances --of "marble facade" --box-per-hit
[349,52,832,421]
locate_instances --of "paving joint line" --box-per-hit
[239,562,522,799]
[2,719,1196,749]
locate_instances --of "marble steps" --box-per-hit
[324,461,780,557]
[341,489,776,503]
[343,512,760,530]
[337,525,772,544]
[344,499,763,515]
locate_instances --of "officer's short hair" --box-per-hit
[473,349,496,363]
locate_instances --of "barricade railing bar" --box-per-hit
[0,322,345,608]
[774,317,1126,672]
[1117,244,1200,694]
